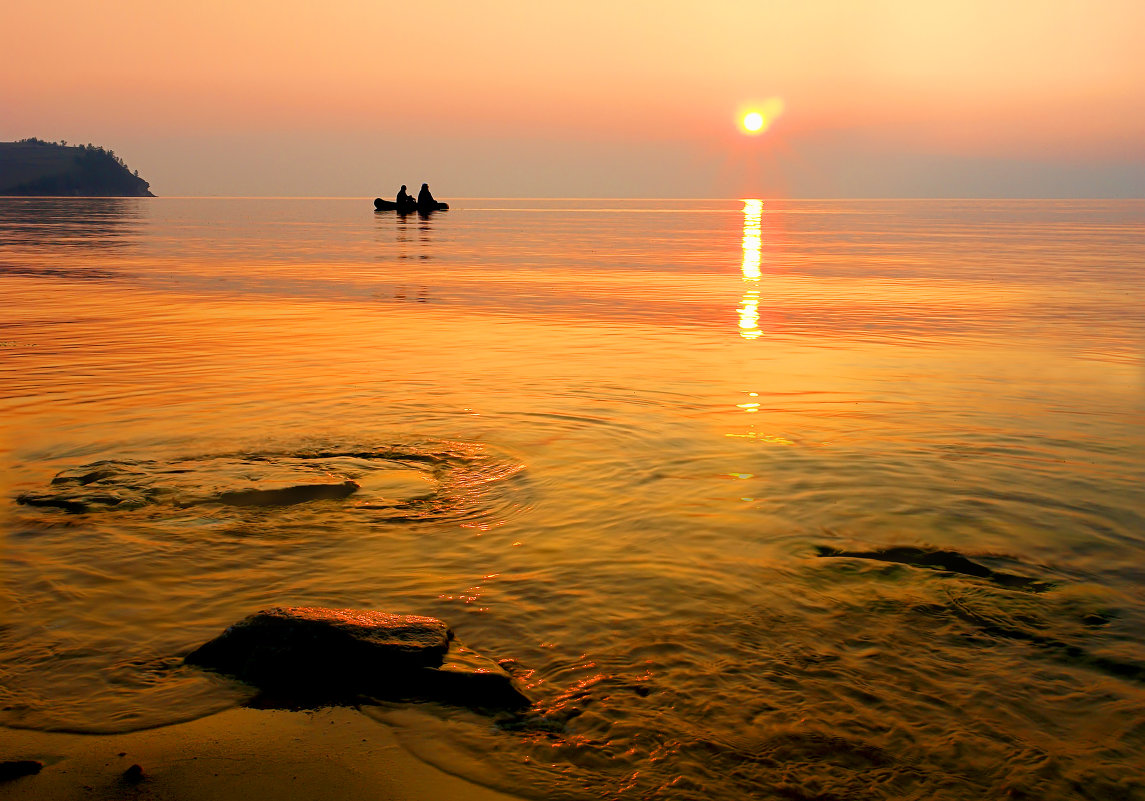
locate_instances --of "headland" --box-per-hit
[0,139,153,197]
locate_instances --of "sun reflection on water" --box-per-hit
[739,199,763,339]
[741,200,763,280]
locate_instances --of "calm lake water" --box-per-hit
[2,197,1143,799]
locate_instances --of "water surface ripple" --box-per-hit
[2,198,1143,799]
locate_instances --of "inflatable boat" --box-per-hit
[374,198,448,212]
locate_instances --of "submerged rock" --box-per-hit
[186,606,529,709]
[0,760,42,782]
[215,479,359,507]
[15,453,439,513]
[815,545,1053,592]
[15,490,145,513]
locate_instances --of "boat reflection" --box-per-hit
[381,208,433,261]
[738,199,763,340]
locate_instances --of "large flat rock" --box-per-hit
[186,607,528,709]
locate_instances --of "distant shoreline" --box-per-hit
[0,140,153,197]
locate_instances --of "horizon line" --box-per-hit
[2,195,1142,201]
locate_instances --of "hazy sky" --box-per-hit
[4,0,1143,196]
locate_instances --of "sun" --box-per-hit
[737,98,784,136]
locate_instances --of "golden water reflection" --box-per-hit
[741,199,762,280]
[739,199,763,339]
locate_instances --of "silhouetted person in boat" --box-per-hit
[417,183,439,212]
[396,184,414,208]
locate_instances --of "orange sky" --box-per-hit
[4,0,1143,196]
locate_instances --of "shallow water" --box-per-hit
[2,197,1144,799]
